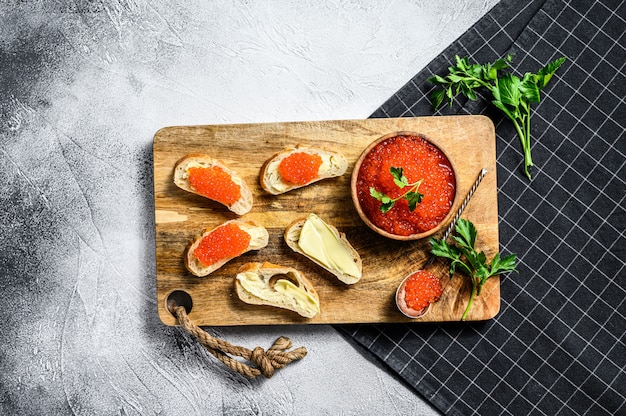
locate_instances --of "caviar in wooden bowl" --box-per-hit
[351,132,458,241]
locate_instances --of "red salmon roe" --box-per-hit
[356,134,455,236]
[188,166,241,206]
[278,152,323,185]
[193,223,251,266]
[403,270,443,311]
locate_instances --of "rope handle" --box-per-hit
[173,306,307,378]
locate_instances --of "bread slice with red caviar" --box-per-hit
[234,262,320,318]
[184,219,269,277]
[259,145,348,195]
[174,153,253,215]
[284,213,362,285]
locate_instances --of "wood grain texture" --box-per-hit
[153,116,499,326]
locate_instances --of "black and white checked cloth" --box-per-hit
[337,0,625,414]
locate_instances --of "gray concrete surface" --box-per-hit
[1,1,498,414]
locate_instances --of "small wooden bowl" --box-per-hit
[350,131,459,241]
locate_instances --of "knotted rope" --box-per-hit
[174,306,307,378]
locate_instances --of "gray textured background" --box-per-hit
[1,1,498,414]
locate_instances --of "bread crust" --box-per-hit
[259,145,348,195]
[184,219,269,277]
[234,262,320,318]
[284,215,362,284]
[174,153,253,215]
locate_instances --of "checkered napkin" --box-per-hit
[337,0,626,414]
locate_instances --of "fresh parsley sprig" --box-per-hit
[428,54,566,180]
[429,218,517,321]
[370,166,423,213]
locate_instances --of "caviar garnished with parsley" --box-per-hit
[355,134,455,236]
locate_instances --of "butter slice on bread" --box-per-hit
[285,213,362,284]
[235,262,320,318]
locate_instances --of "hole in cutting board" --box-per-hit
[167,290,193,315]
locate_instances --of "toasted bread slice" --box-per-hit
[259,145,348,195]
[234,262,320,318]
[184,219,269,277]
[284,213,362,284]
[174,153,253,215]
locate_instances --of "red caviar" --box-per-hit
[278,152,323,185]
[188,166,241,205]
[403,270,443,311]
[356,134,455,236]
[193,223,251,266]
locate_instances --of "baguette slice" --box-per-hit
[235,262,320,318]
[184,219,269,277]
[284,213,362,284]
[174,153,253,215]
[259,145,348,195]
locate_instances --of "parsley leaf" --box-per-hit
[429,218,517,321]
[429,55,565,179]
[370,166,424,213]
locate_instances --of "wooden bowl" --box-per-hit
[350,131,459,241]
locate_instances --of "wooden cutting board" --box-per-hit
[153,116,499,326]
